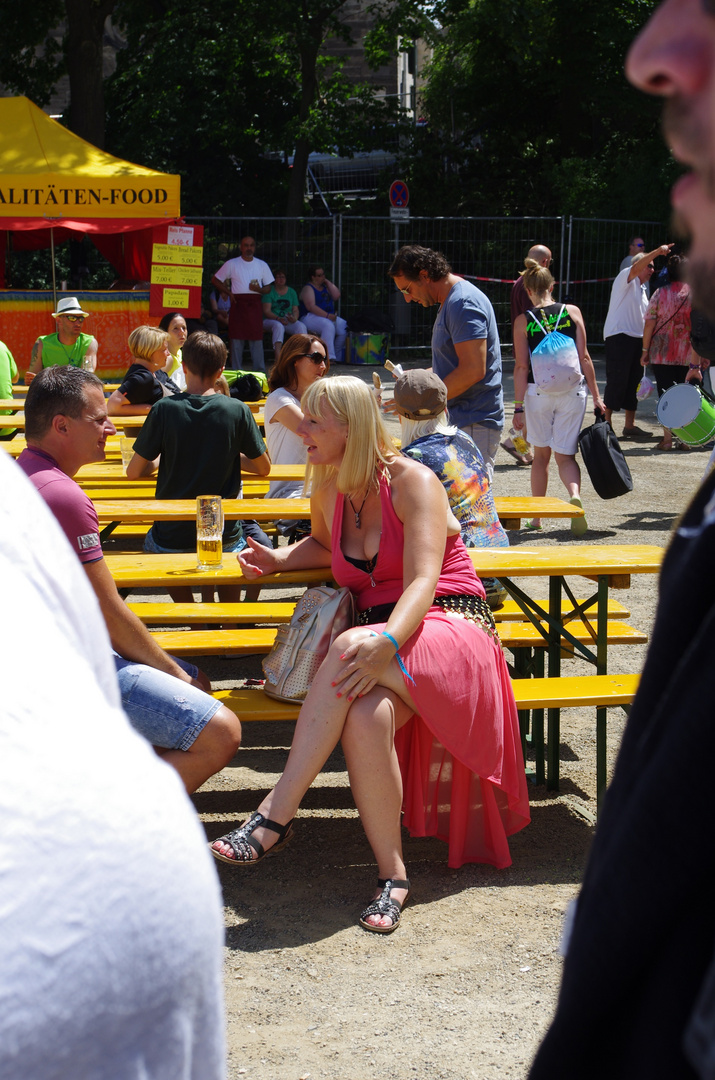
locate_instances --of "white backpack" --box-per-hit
[527,306,583,394]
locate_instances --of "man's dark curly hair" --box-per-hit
[388,245,451,282]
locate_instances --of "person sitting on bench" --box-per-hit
[17,365,241,794]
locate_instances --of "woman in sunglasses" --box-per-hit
[264,333,329,541]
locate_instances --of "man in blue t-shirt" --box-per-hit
[389,245,504,478]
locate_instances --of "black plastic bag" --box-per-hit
[230,373,263,402]
[578,410,634,499]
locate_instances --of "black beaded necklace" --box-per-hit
[348,493,368,529]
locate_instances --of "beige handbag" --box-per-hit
[262,586,355,703]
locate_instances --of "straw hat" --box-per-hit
[52,297,89,318]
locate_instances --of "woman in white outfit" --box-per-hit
[512,259,605,533]
[264,333,329,539]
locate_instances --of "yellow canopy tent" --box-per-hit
[0,96,181,292]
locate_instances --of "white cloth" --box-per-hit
[215,255,274,294]
[524,382,588,455]
[604,266,650,339]
[302,312,348,363]
[264,385,307,498]
[0,452,225,1080]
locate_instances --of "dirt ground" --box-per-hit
[158,356,709,1080]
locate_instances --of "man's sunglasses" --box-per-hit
[62,314,86,323]
[302,352,327,364]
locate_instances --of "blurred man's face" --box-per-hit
[627,0,715,313]
[240,237,256,260]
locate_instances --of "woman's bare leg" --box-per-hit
[341,687,413,927]
[529,445,551,527]
[554,452,582,499]
[211,628,416,859]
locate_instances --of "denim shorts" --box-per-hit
[113,652,221,750]
[143,527,248,555]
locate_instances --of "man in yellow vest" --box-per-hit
[27,296,98,381]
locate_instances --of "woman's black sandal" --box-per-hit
[359,877,410,934]
[210,811,294,866]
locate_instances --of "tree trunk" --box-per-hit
[64,0,116,148]
[285,23,322,217]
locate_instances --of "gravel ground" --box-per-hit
[125,354,710,1080]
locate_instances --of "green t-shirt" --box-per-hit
[133,392,267,550]
[265,286,299,321]
[0,339,18,436]
[40,331,93,368]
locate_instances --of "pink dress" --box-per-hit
[332,473,530,868]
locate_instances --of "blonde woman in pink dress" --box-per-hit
[210,376,529,934]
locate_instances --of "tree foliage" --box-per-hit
[0,0,116,147]
[400,0,677,221]
[105,0,418,216]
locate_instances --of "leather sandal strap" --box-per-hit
[377,877,410,891]
[221,811,293,861]
[361,898,402,922]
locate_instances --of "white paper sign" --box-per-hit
[167,225,195,246]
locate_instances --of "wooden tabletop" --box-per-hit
[74,461,308,483]
[91,495,584,528]
[0,410,266,431]
[104,544,664,589]
[94,497,312,523]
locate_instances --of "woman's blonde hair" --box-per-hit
[128,325,170,362]
[520,257,554,298]
[301,376,398,496]
[399,412,456,449]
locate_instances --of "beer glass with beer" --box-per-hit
[196,495,223,570]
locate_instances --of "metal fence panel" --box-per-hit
[565,217,664,346]
[181,213,668,352]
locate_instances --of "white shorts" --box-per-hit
[524,383,588,455]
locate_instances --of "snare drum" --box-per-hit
[655,384,715,446]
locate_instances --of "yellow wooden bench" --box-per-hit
[128,601,296,624]
[212,674,640,811]
[148,617,645,807]
[148,621,646,657]
[128,597,631,627]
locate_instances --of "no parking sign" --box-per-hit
[389,180,410,208]
[389,180,410,222]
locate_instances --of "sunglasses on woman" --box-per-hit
[302,352,326,364]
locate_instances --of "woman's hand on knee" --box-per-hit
[331,631,395,701]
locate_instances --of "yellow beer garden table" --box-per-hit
[0,411,266,432]
[103,543,662,792]
[0,441,586,531]
[104,543,662,677]
[90,492,584,534]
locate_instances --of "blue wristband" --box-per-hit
[380,630,416,685]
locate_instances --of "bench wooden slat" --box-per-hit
[495,597,630,622]
[213,673,640,811]
[214,673,640,719]
[150,620,646,657]
[127,602,296,625]
[128,597,631,626]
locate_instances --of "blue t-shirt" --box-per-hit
[431,279,504,430]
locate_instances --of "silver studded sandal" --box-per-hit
[210,811,294,866]
[359,877,410,934]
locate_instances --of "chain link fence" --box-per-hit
[188,214,667,352]
[4,214,667,352]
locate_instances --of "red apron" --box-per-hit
[229,293,263,341]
